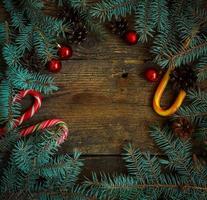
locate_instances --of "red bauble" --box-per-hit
[58,45,73,59]
[124,30,138,45]
[145,68,158,82]
[48,59,62,73]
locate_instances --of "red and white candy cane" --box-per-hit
[0,90,68,144]
[13,90,42,128]
[21,119,68,144]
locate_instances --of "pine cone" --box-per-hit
[66,21,88,44]
[58,5,88,44]
[172,118,194,139]
[21,49,43,71]
[170,65,197,92]
[109,17,129,36]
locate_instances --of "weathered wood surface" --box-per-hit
[0,1,175,174]
[28,34,165,155]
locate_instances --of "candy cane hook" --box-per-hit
[0,90,69,144]
[153,67,186,116]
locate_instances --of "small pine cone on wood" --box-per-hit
[108,17,129,36]
[172,118,194,139]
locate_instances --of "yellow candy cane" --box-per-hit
[153,67,186,116]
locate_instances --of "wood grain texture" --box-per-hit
[30,34,165,155]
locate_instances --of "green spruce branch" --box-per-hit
[82,126,207,199]
[90,0,138,22]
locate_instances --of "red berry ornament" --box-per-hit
[125,30,138,45]
[145,68,158,82]
[48,59,62,73]
[58,45,73,59]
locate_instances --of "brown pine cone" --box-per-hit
[66,21,88,44]
[172,118,194,139]
[58,5,88,45]
[21,49,43,72]
[170,65,197,92]
[109,17,129,36]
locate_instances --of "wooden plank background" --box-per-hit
[0,0,176,175]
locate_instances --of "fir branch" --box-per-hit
[123,144,146,182]
[7,66,58,94]
[195,118,207,140]
[0,130,19,153]
[2,0,15,13]
[149,126,193,178]
[31,189,91,200]
[135,0,155,42]
[37,16,67,37]
[84,174,207,200]
[196,56,207,81]
[33,30,57,64]
[10,11,26,30]
[151,24,177,64]
[20,0,44,22]
[90,0,138,22]
[159,37,207,68]
[12,140,34,173]
[0,80,21,126]
[15,25,33,54]
[171,0,190,17]
[2,45,22,68]
[0,22,7,45]
[86,179,207,191]
[177,15,201,47]
[151,0,169,32]
[177,90,207,121]
[67,0,87,10]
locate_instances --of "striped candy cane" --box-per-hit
[13,90,42,128]
[0,90,69,144]
[21,119,68,144]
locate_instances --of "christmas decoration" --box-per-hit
[58,45,73,59]
[21,119,68,144]
[109,17,129,36]
[48,58,62,73]
[67,22,88,44]
[153,67,186,116]
[0,90,68,144]
[145,68,159,82]
[172,118,194,139]
[58,6,88,44]
[124,30,138,45]
[170,65,197,92]
[83,126,207,200]
[22,49,43,71]
[1,0,207,199]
